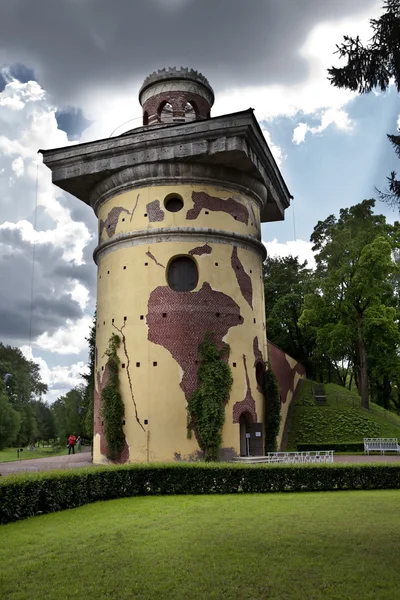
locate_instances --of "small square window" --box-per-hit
[215,262,219,266]
[253,318,256,323]
[112,318,114,324]
[122,218,125,222]
[250,270,252,274]
[163,313,167,318]
[122,419,126,425]
[233,362,236,367]
[136,362,140,367]
[153,362,157,367]
[216,312,220,317]
[121,363,125,368]
[145,262,148,266]
[144,213,148,217]
[205,211,209,215]
[123,266,126,270]
[234,216,237,220]
[140,315,144,320]
[144,419,148,425]
[124,316,127,321]
[107,270,110,274]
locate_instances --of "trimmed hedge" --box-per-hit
[297,442,364,453]
[2,463,400,524]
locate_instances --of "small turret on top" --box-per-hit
[139,66,214,126]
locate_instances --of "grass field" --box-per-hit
[286,380,400,450]
[0,447,69,463]
[1,491,400,599]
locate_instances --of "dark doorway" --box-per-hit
[239,413,248,456]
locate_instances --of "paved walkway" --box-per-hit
[1,451,400,477]
[0,448,93,476]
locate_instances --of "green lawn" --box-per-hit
[0,447,69,463]
[1,492,400,599]
[286,380,400,450]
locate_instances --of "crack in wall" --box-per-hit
[113,321,145,432]
[130,193,140,222]
[146,250,165,268]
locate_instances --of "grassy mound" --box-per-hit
[286,380,400,450]
[1,492,400,600]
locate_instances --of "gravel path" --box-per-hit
[0,448,93,476]
[1,450,400,477]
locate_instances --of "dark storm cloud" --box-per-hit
[0,63,36,91]
[0,228,95,342]
[55,108,92,140]
[0,0,377,104]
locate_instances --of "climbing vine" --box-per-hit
[101,333,125,461]
[263,362,281,453]
[187,335,233,462]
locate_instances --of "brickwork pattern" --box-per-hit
[142,91,211,124]
[187,191,249,224]
[189,244,212,256]
[147,282,243,401]
[231,246,253,308]
[232,355,258,423]
[267,341,306,405]
[99,206,130,238]
[146,199,164,222]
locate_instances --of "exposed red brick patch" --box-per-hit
[253,336,264,392]
[267,341,306,405]
[93,365,129,464]
[187,191,249,224]
[146,199,164,222]
[99,207,130,238]
[147,282,243,401]
[189,244,212,256]
[232,355,257,423]
[146,251,165,268]
[231,246,253,308]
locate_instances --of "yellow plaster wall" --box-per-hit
[94,183,267,463]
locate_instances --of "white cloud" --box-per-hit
[264,238,316,269]
[261,128,285,167]
[0,75,92,264]
[21,345,89,403]
[36,316,93,355]
[292,107,352,144]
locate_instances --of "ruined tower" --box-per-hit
[41,67,291,463]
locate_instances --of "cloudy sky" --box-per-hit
[0,0,398,402]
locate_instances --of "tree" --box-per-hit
[0,380,21,450]
[300,200,400,409]
[52,385,87,444]
[34,400,56,443]
[328,0,400,206]
[81,312,96,439]
[263,256,316,377]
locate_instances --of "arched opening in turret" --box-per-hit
[185,101,197,122]
[143,111,149,126]
[158,101,174,124]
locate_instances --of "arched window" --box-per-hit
[167,256,198,292]
[143,111,149,126]
[185,101,197,122]
[158,101,173,123]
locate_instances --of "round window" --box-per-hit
[167,256,198,292]
[164,195,184,213]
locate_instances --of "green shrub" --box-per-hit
[297,442,364,452]
[263,363,281,452]
[187,335,232,461]
[101,333,125,461]
[1,462,400,524]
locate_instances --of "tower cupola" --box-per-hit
[139,67,214,126]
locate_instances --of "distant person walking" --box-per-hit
[76,436,82,452]
[68,434,77,455]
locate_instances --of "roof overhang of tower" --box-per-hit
[40,109,291,222]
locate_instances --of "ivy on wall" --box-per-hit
[101,333,126,461]
[187,335,233,462]
[263,362,281,453]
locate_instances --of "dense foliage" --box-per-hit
[264,256,315,378]
[328,0,400,206]
[187,335,232,461]
[2,462,400,524]
[101,333,126,461]
[262,363,281,453]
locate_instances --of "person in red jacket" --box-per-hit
[68,434,77,455]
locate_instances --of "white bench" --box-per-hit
[364,438,400,455]
[266,451,334,464]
